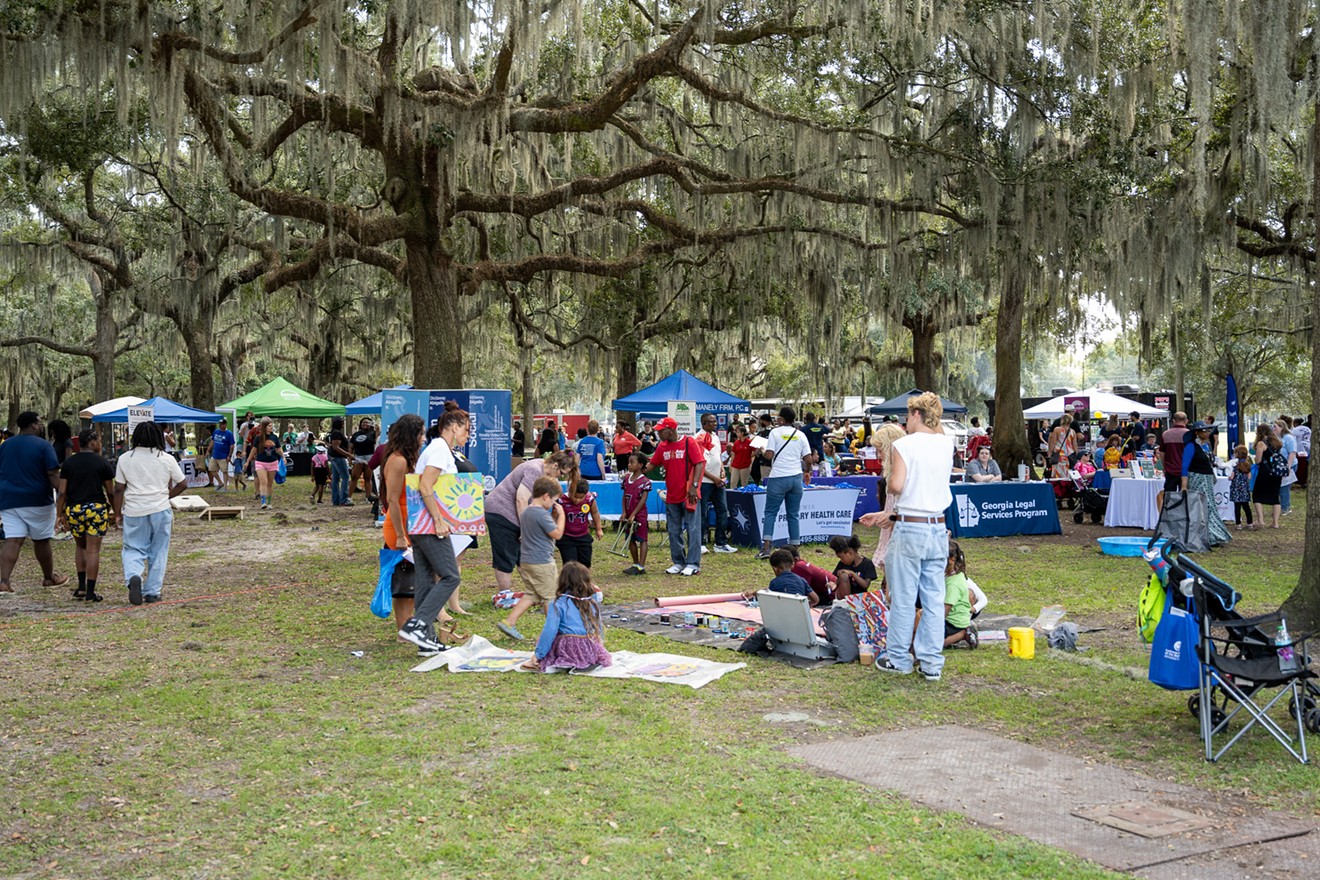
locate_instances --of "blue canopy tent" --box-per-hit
[91,396,224,423]
[611,370,750,417]
[345,384,413,417]
[865,389,968,416]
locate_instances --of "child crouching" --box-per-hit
[522,561,612,672]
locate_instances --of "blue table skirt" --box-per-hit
[945,482,1062,538]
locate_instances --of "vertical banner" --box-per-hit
[427,390,514,486]
[668,400,697,436]
[1225,373,1240,449]
[127,405,154,431]
[380,389,430,443]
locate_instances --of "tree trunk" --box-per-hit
[182,319,215,413]
[520,344,534,456]
[613,300,645,426]
[1170,307,1185,415]
[910,317,938,391]
[991,263,1031,478]
[1283,106,1320,631]
[217,346,239,402]
[407,240,463,387]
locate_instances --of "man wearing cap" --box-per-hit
[209,418,235,491]
[56,429,117,601]
[653,417,704,576]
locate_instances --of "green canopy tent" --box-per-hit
[220,377,346,419]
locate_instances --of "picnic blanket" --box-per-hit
[410,636,745,689]
[639,600,826,637]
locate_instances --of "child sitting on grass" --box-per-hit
[557,478,604,568]
[828,534,876,600]
[942,541,976,649]
[521,561,612,672]
[498,476,565,641]
[620,452,651,575]
[787,544,836,606]
[742,548,818,606]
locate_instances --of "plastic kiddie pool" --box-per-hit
[1097,536,1167,557]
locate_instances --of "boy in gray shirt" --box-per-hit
[497,476,565,640]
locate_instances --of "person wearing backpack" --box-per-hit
[1252,426,1285,529]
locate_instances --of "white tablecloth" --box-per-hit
[1103,476,1233,529]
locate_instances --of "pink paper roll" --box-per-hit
[653,593,748,607]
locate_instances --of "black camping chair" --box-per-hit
[1160,542,1319,764]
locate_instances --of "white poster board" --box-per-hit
[668,400,697,437]
[127,406,154,431]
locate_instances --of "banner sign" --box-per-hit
[1062,396,1091,420]
[668,400,697,437]
[428,389,513,486]
[380,389,430,444]
[127,406,154,431]
[405,472,487,536]
[946,483,1062,538]
[1225,373,1240,449]
[725,486,860,547]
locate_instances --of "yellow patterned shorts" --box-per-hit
[67,503,111,538]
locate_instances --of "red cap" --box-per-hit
[656,417,679,432]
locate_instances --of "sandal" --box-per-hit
[438,621,469,644]
[43,575,71,588]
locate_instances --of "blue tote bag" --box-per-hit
[1149,593,1200,690]
[372,548,404,619]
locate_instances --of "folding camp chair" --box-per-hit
[607,519,635,557]
[1162,544,1319,764]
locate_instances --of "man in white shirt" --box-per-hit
[876,392,954,681]
[756,406,814,558]
[113,422,187,604]
[696,413,736,554]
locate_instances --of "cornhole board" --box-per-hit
[199,506,244,521]
[757,590,836,661]
[170,495,210,512]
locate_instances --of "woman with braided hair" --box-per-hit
[113,422,187,605]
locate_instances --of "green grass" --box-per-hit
[2,479,1315,879]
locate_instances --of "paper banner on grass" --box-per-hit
[411,635,532,673]
[405,472,487,536]
[573,651,746,689]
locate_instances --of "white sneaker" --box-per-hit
[680,565,700,576]
[700,545,709,554]
[713,544,738,554]
[665,564,684,575]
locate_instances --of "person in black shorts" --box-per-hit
[56,429,116,601]
[349,418,378,502]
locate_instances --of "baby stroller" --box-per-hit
[1157,541,1319,763]
[1072,478,1108,524]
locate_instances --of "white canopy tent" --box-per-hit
[1022,387,1167,420]
[78,396,147,420]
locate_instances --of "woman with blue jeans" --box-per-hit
[875,393,954,681]
[757,406,814,558]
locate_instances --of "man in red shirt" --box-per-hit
[653,417,704,576]
[1159,411,1189,493]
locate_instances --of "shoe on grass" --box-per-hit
[417,644,445,658]
[680,565,699,577]
[965,626,979,651]
[623,564,641,576]
[497,621,526,641]
[665,564,683,575]
[920,666,942,682]
[874,656,912,675]
[128,574,143,606]
[714,544,738,553]
[398,618,441,652]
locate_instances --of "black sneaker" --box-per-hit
[417,644,446,658]
[874,656,912,675]
[398,618,441,652]
[144,595,162,604]
[128,574,143,606]
[920,666,942,682]
[965,625,979,651]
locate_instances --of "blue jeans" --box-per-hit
[700,482,728,546]
[1281,479,1292,512]
[330,457,350,505]
[121,509,174,598]
[884,521,949,674]
[666,502,701,567]
[761,475,804,545]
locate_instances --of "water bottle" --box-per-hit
[1276,620,1299,673]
